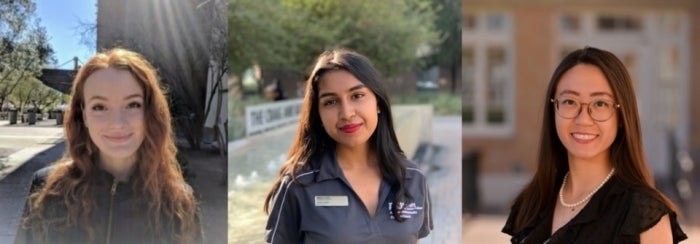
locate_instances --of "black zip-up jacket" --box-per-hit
[14,166,203,244]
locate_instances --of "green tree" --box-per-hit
[9,77,39,111]
[422,0,461,93]
[0,0,54,110]
[228,0,441,85]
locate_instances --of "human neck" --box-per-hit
[335,143,377,170]
[99,154,137,182]
[565,153,614,197]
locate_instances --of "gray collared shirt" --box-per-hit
[265,151,433,244]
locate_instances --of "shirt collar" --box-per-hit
[314,150,344,182]
[313,149,416,182]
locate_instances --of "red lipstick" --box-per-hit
[340,124,361,133]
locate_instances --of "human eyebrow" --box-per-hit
[87,95,108,102]
[318,84,367,99]
[318,92,337,99]
[589,92,614,99]
[348,84,366,92]
[557,90,579,97]
[123,94,143,100]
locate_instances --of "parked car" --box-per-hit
[417,80,439,91]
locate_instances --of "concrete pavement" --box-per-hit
[420,116,462,244]
[0,119,65,181]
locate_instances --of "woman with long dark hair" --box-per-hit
[502,46,687,243]
[264,49,432,243]
[16,48,201,243]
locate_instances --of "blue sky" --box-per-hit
[35,0,96,69]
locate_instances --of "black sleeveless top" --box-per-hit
[502,177,687,243]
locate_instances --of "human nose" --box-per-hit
[108,109,128,127]
[574,103,594,124]
[338,100,356,120]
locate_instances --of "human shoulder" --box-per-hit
[282,169,319,187]
[618,184,683,239]
[180,180,195,195]
[31,165,56,188]
[404,160,427,180]
[30,162,73,192]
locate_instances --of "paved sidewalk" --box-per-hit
[462,215,511,243]
[420,116,462,244]
[0,119,65,181]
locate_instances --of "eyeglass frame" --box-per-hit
[550,98,621,122]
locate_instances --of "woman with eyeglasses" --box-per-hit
[502,47,687,243]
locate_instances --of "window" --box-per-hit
[560,14,581,32]
[463,47,474,123]
[658,47,680,127]
[464,14,477,31]
[486,13,505,31]
[462,12,514,137]
[597,15,642,31]
[660,13,682,35]
[486,47,506,123]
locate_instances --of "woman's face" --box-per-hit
[82,68,145,164]
[317,70,379,150]
[554,64,619,162]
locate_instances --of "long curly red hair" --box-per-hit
[23,48,198,243]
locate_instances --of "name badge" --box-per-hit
[314,196,348,207]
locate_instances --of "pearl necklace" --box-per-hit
[559,168,615,211]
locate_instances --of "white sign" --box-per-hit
[245,99,303,136]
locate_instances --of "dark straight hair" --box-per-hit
[509,46,678,232]
[264,48,412,221]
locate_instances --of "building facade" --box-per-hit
[96,0,228,150]
[462,0,700,211]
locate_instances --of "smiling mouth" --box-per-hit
[104,134,132,142]
[571,133,597,141]
[340,124,361,133]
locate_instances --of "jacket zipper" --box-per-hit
[106,180,117,244]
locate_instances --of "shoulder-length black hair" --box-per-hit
[509,46,678,232]
[264,48,412,221]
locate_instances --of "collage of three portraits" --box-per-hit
[0,0,699,243]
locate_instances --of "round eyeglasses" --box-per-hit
[550,98,620,122]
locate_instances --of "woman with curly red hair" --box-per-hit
[15,48,201,244]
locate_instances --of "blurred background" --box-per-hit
[462,0,700,242]
[228,0,462,243]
